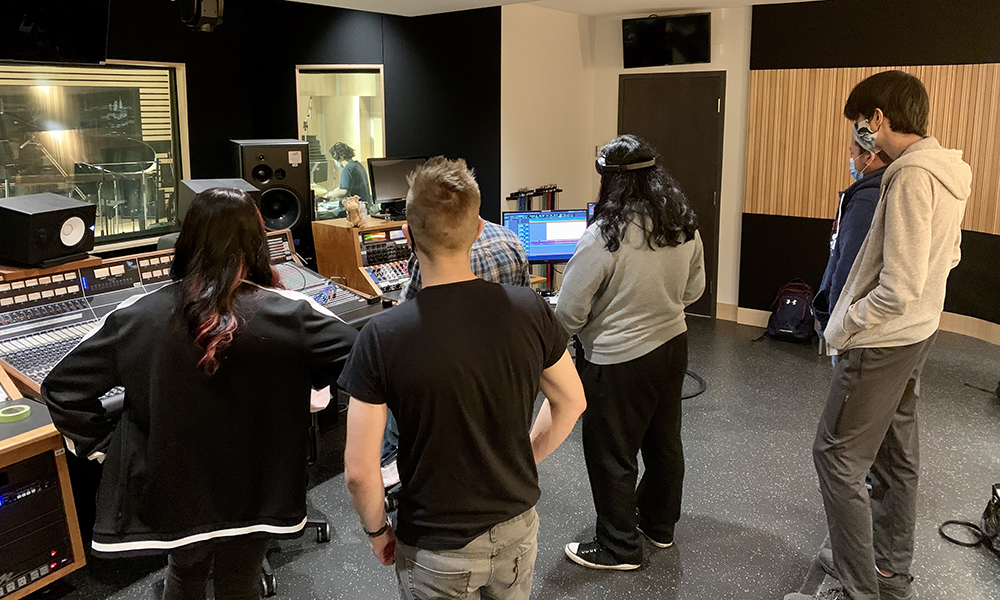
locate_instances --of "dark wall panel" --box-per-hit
[383,9,502,223]
[944,231,1000,324]
[751,0,1000,70]
[741,214,1000,325]
[739,214,832,312]
[104,1,501,222]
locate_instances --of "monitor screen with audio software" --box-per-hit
[503,210,588,263]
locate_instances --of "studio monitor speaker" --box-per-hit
[177,178,261,222]
[0,193,96,267]
[232,139,314,264]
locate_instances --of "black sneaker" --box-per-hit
[564,541,640,571]
[877,572,913,600]
[636,525,674,548]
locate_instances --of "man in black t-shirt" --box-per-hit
[340,157,586,600]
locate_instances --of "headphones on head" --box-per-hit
[595,156,657,174]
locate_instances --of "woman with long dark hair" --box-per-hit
[43,188,357,600]
[558,134,705,571]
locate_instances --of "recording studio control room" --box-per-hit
[0,1,998,600]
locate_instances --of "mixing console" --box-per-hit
[0,230,386,398]
[0,321,99,383]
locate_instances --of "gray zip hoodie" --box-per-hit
[824,136,971,351]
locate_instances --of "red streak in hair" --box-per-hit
[191,263,248,375]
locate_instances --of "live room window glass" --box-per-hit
[0,63,186,243]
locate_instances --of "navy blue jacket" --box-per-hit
[815,167,886,332]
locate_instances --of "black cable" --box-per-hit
[683,369,707,399]
[939,520,986,548]
[964,382,997,395]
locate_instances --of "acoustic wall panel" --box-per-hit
[744,64,1000,236]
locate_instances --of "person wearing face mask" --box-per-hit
[326,142,375,216]
[786,70,971,600]
[813,138,889,344]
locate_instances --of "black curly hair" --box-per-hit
[592,134,698,252]
[330,142,355,161]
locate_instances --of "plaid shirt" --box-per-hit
[399,220,531,301]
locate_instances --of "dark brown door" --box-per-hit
[618,72,724,318]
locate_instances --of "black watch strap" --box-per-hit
[364,518,391,538]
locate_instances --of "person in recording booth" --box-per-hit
[814,137,890,342]
[556,134,705,571]
[339,157,586,600]
[326,141,375,215]
[41,188,358,600]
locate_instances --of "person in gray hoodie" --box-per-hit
[786,71,971,600]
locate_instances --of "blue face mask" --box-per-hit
[849,153,874,181]
[849,158,864,181]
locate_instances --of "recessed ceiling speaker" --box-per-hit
[0,193,97,267]
[232,139,314,265]
[179,0,224,32]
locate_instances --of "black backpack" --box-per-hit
[940,483,1000,557]
[764,280,816,343]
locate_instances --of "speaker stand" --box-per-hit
[36,252,93,269]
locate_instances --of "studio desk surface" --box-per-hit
[0,229,389,598]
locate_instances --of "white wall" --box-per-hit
[500,4,596,211]
[590,7,751,309]
[501,5,751,309]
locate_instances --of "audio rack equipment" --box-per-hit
[313,218,413,298]
[362,261,410,294]
[0,230,385,400]
[0,451,74,599]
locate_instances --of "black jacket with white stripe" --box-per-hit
[42,282,358,556]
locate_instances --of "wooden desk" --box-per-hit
[0,369,86,600]
[313,217,409,296]
[0,256,102,282]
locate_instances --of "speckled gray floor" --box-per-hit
[28,319,1000,600]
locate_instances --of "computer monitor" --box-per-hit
[368,157,428,204]
[503,210,588,263]
[587,202,596,224]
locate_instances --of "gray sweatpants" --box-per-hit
[812,333,936,600]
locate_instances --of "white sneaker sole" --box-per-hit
[637,527,674,549]
[564,543,640,571]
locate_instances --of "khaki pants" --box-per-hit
[395,508,539,600]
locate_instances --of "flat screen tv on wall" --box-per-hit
[0,0,110,64]
[623,13,711,68]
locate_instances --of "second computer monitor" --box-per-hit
[503,209,588,263]
[368,157,428,204]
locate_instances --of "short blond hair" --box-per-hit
[405,157,481,259]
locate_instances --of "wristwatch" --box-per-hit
[364,518,391,538]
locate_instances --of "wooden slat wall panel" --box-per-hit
[745,65,1000,236]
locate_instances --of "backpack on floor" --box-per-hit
[764,279,815,343]
[939,483,1000,557]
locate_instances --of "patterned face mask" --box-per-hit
[853,119,879,153]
